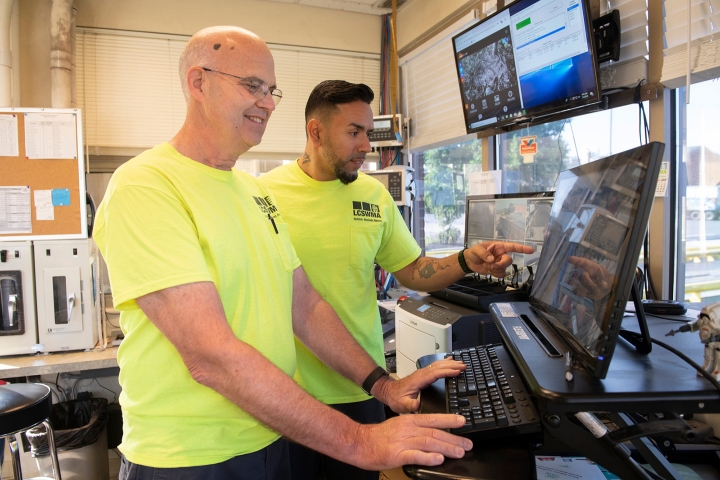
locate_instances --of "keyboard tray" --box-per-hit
[429,278,529,312]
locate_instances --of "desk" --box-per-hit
[0,347,118,380]
[406,311,720,479]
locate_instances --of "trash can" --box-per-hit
[27,398,109,480]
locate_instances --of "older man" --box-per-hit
[260,80,533,480]
[94,26,473,480]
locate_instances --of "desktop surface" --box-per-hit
[490,302,720,413]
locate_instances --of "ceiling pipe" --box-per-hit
[0,0,14,107]
[50,0,74,108]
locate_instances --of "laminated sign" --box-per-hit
[520,136,537,163]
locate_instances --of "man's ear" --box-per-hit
[307,118,324,147]
[187,66,208,102]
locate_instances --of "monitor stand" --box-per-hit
[618,278,653,355]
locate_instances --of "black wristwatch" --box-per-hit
[458,248,473,274]
[361,366,389,395]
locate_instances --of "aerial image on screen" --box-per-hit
[453,0,599,133]
[457,27,521,123]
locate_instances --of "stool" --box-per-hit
[0,383,62,480]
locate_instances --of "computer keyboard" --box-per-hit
[419,345,542,441]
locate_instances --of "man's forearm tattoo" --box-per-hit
[413,259,452,280]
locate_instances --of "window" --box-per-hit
[676,80,720,303]
[416,138,482,257]
[498,103,648,193]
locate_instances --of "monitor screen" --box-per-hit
[529,142,664,378]
[453,0,601,134]
[465,191,554,283]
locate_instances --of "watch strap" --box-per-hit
[458,248,473,274]
[361,366,389,395]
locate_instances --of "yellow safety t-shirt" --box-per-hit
[259,161,420,404]
[93,142,300,468]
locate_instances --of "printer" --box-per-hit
[395,296,499,377]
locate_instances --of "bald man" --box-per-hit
[94,26,472,480]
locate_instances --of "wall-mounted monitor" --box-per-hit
[452,0,601,134]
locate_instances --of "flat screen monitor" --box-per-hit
[465,192,554,283]
[528,142,664,378]
[452,0,601,134]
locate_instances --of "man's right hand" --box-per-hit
[348,414,473,471]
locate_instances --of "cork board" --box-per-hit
[0,109,86,240]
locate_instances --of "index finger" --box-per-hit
[488,242,534,256]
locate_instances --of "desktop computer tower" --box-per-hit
[0,241,40,355]
[34,239,98,352]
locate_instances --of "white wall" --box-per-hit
[19,0,381,107]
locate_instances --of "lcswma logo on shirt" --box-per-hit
[353,201,382,222]
[253,196,278,215]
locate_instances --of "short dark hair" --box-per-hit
[305,80,374,124]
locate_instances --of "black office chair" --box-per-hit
[0,383,62,479]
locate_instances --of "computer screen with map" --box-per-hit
[452,0,601,134]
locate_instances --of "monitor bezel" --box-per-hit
[528,142,665,379]
[452,0,602,135]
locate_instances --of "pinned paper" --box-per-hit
[0,115,19,157]
[0,186,31,234]
[51,189,71,206]
[34,190,55,221]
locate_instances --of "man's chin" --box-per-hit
[337,171,359,185]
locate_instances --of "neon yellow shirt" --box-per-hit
[259,161,420,404]
[93,143,300,468]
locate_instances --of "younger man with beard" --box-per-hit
[259,80,532,479]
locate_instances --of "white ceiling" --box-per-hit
[256,0,412,16]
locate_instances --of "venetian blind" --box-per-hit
[661,0,720,89]
[77,28,380,156]
[400,10,480,153]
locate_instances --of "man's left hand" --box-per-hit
[464,241,534,277]
[372,358,466,413]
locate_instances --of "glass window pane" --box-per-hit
[498,104,647,193]
[677,80,720,303]
[416,139,483,257]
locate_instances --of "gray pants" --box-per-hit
[119,438,290,480]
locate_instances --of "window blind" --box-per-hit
[597,0,650,89]
[661,0,720,89]
[77,28,380,156]
[400,10,480,154]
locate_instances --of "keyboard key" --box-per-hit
[473,417,496,430]
[496,415,509,427]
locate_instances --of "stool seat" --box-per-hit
[0,384,52,436]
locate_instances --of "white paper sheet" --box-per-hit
[24,112,77,159]
[0,114,19,156]
[0,186,31,234]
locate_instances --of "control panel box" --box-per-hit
[369,114,403,147]
[34,239,97,352]
[364,165,414,207]
[0,241,39,355]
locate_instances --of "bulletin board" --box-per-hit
[0,108,87,241]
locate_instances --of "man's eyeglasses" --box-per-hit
[202,67,282,105]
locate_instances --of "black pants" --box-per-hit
[119,438,290,480]
[289,398,385,480]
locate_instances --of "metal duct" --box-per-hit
[0,0,13,107]
[50,0,74,108]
